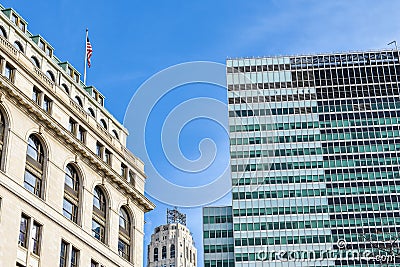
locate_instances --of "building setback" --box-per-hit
[147,209,197,267]
[0,5,154,267]
[206,50,400,267]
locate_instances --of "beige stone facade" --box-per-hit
[0,5,154,267]
[147,223,197,267]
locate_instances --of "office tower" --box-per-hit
[203,206,235,267]
[212,50,400,267]
[147,209,197,267]
[0,5,154,267]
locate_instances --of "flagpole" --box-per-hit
[84,28,88,85]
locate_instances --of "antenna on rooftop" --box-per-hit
[388,40,397,50]
[167,207,186,225]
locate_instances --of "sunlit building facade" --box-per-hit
[147,211,197,267]
[224,51,400,266]
[0,5,154,267]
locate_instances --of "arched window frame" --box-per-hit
[162,245,167,259]
[99,119,107,130]
[61,83,69,94]
[87,107,95,118]
[24,134,46,198]
[112,129,119,140]
[0,107,8,171]
[92,185,108,243]
[0,26,7,38]
[63,164,81,224]
[74,96,83,107]
[14,41,24,52]
[118,206,132,261]
[46,70,55,82]
[30,56,40,68]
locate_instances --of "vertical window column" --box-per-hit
[18,214,42,256]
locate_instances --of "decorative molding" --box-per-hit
[0,80,154,212]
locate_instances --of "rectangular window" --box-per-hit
[74,73,79,83]
[18,215,29,248]
[32,87,41,105]
[11,14,18,24]
[31,221,41,255]
[45,47,52,57]
[4,63,15,82]
[70,246,79,267]
[96,142,104,159]
[120,163,127,179]
[19,22,25,32]
[91,260,98,267]
[77,127,86,143]
[104,149,112,165]
[24,169,42,197]
[39,40,45,51]
[68,118,77,135]
[63,198,78,223]
[118,239,130,260]
[92,219,105,242]
[59,240,68,267]
[42,96,52,114]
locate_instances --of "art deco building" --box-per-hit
[0,5,154,267]
[147,209,197,267]
[205,50,400,267]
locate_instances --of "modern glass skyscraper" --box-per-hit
[203,206,235,267]
[220,50,400,267]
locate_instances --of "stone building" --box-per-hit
[0,5,154,267]
[147,209,197,267]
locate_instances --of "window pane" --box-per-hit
[92,220,104,242]
[24,170,41,196]
[118,239,130,260]
[71,247,79,267]
[32,222,41,255]
[59,241,68,267]
[18,216,28,248]
[63,198,75,220]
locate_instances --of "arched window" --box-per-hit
[14,41,24,52]
[61,84,69,94]
[30,56,40,68]
[46,70,55,82]
[0,110,6,170]
[92,186,107,243]
[170,244,175,258]
[112,130,119,140]
[153,247,158,262]
[24,134,45,198]
[88,107,95,118]
[0,26,7,38]
[99,119,107,130]
[162,246,167,259]
[118,206,131,261]
[63,164,80,223]
[74,96,83,107]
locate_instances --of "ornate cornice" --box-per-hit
[0,79,155,212]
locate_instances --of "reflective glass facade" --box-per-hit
[203,206,235,267]
[226,51,400,267]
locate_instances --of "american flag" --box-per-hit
[86,36,93,68]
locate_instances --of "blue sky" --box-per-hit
[4,0,400,266]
